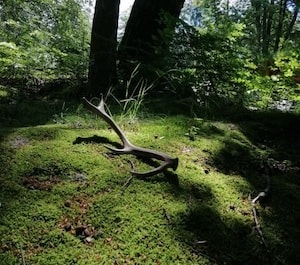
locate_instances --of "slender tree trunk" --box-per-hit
[251,0,262,54]
[274,0,287,53]
[88,0,120,97]
[262,0,275,56]
[213,0,219,25]
[284,4,299,41]
[262,1,268,54]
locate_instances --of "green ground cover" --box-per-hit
[0,93,299,265]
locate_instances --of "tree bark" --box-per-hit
[261,1,268,54]
[118,0,185,64]
[251,0,262,54]
[284,3,299,41]
[88,0,120,97]
[262,0,275,56]
[274,0,287,53]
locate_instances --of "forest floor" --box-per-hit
[0,86,300,265]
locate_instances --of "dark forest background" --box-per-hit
[0,0,299,111]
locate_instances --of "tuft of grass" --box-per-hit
[0,98,299,265]
[107,63,154,122]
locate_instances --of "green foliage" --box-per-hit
[0,41,24,78]
[238,43,300,110]
[156,16,247,106]
[0,0,91,81]
[151,0,300,111]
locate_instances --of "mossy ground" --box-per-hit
[0,92,299,265]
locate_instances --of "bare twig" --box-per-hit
[122,175,134,190]
[250,173,272,262]
[19,243,26,265]
[122,159,135,190]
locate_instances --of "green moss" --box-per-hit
[0,100,299,265]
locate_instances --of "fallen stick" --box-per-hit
[19,243,26,265]
[250,173,272,262]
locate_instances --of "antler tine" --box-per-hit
[82,96,131,147]
[131,158,179,177]
[82,97,179,177]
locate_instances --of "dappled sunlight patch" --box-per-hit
[184,119,225,141]
[173,137,259,263]
[82,184,204,264]
[0,86,9,98]
[177,201,255,264]
[9,136,30,148]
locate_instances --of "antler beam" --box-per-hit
[82,96,178,177]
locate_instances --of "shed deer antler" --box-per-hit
[82,96,179,177]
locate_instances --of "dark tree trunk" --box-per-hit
[118,0,185,65]
[274,0,287,53]
[262,0,275,56]
[262,2,268,54]
[251,0,262,54]
[265,0,275,54]
[87,0,120,97]
[284,3,299,41]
